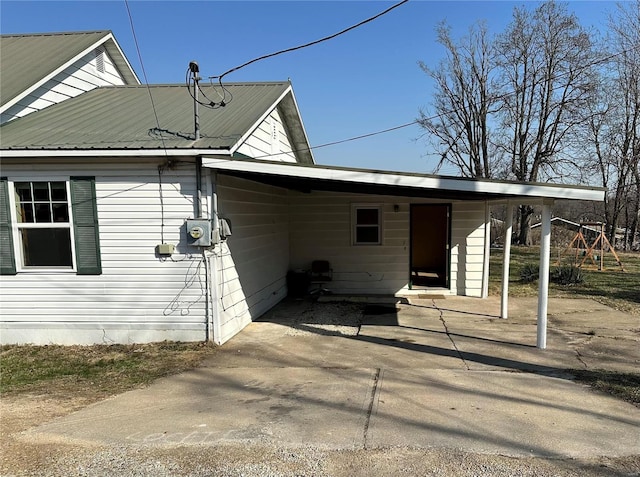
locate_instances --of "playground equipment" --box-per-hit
[557,222,624,271]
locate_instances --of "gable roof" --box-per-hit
[0,82,314,163]
[0,30,139,111]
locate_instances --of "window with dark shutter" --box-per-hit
[0,178,17,275]
[70,177,102,275]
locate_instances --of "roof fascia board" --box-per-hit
[202,158,606,202]
[279,87,315,164]
[1,32,121,113]
[229,85,293,155]
[102,32,141,84]
[1,149,230,158]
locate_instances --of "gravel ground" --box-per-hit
[2,395,639,477]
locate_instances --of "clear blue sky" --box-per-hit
[1,1,612,174]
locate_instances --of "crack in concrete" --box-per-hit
[362,367,381,449]
[574,349,589,368]
[433,299,470,370]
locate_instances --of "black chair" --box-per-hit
[309,260,332,294]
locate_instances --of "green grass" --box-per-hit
[0,341,216,398]
[570,370,640,406]
[488,247,640,314]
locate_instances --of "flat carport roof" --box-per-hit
[202,157,605,202]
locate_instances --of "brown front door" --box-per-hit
[410,204,450,288]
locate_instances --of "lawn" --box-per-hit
[488,246,640,315]
[0,341,216,399]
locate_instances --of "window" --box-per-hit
[353,205,382,245]
[0,177,102,275]
[15,181,73,267]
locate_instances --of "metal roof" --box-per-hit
[203,157,606,202]
[0,31,139,109]
[0,82,313,162]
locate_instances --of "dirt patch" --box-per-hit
[0,393,96,474]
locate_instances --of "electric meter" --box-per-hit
[185,219,211,246]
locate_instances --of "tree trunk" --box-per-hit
[518,205,535,246]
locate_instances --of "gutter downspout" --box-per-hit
[209,172,221,344]
[196,157,202,217]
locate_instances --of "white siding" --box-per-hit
[1,48,128,123]
[0,159,211,345]
[288,191,486,297]
[451,201,486,297]
[213,175,289,343]
[235,108,296,162]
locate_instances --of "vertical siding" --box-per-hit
[288,191,486,297]
[214,175,289,343]
[234,108,296,162]
[0,159,210,344]
[1,49,128,123]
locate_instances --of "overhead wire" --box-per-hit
[188,0,410,109]
[124,0,171,241]
[210,0,410,83]
[248,42,640,161]
[126,0,639,172]
[124,0,167,152]
[185,66,231,109]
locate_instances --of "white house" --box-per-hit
[0,31,605,348]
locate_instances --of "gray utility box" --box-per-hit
[185,219,212,247]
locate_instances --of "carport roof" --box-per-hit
[202,157,606,202]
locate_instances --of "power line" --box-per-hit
[209,0,410,82]
[124,0,171,242]
[251,43,640,161]
[124,0,168,153]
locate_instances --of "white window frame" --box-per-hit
[351,204,382,246]
[8,179,77,272]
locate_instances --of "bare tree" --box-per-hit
[495,1,595,245]
[585,1,640,249]
[610,1,640,249]
[418,21,497,178]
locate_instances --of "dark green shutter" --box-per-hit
[0,178,17,275]
[70,177,102,275]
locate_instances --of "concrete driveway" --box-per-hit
[28,296,640,458]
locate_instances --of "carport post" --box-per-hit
[537,201,553,349]
[500,203,514,319]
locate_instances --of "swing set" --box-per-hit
[557,222,625,271]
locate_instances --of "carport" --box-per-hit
[203,157,605,349]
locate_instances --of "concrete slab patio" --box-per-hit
[24,296,640,458]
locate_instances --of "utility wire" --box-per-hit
[249,43,640,161]
[124,0,168,154]
[210,0,410,82]
[124,0,169,241]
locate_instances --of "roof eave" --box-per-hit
[201,157,606,202]
[0,148,231,158]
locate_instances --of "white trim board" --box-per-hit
[202,158,606,202]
